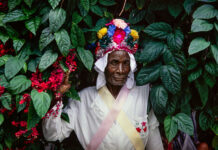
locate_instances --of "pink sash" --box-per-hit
[86,85,130,150]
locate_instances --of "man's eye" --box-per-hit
[124,61,130,65]
[111,60,118,65]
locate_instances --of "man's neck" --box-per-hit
[106,83,122,99]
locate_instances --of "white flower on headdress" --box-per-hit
[112,19,127,29]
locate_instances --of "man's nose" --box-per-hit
[118,64,124,73]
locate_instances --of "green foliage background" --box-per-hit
[0,0,218,149]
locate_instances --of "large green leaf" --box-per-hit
[0,113,4,126]
[136,0,146,9]
[24,0,34,8]
[203,71,216,88]
[167,29,184,50]
[173,52,186,74]
[136,64,160,86]
[211,45,218,64]
[149,85,168,114]
[9,75,31,94]
[72,11,83,24]
[195,80,208,107]
[77,47,94,71]
[49,8,66,32]
[99,0,116,6]
[12,38,25,52]
[90,5,103,17]
[205,62,218,76]
[0,31,9,44]
[25,17,41,35]
[164,115,178,142]
[28,57,40,72]
[0,93,12,110]
[199,111,213,131]
[128,9,146,24]
[3,10,28,23]
[144,22,172,39]
[78,2,89,17]
[27,101,41,130]
[4,57,25,79]
[0,55,11,67]
[71,23,85,47]
[168,1,182,18]
[54,29,71,56]
[188,37,210,55]
[38,50,58,72]
[0,75,9,88]
[84,15,93,27]
[48,0,61,9]
[39,27,54,51]
[173,113,194,135]
[80,0,90,11]
[31,89,51,118]
[8,0,22,11]
[191,19,213,32]
[193,4,217,19]
[163,49,177,66]
[187,57,198,70]
[188,68,202,82]
[160,65,181,94]
[183,0,196,15]
[137,40,165,63]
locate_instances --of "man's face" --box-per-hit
[105,50,130,87]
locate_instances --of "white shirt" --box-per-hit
[42,84,164,150]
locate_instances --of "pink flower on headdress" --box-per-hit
[112,19,127,29]
[113,29,126,44]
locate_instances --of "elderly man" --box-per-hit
[42,19,164,150]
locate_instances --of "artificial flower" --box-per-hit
[113,29,126,44]
[112,19,127,29]
[124,26,131,35]
[107,25,116,37]
[97,27,108,39]
[130,29,139,41]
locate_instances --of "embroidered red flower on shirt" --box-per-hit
[136,127,141,133]
[136,121,147,134]
[141,121,146,126]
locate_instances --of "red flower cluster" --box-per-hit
[19,94,31,113]
[13,121,39,141]
[48,67,64,91]
[0,41,14,57]
[66,49,77,72]
[31,69,49,92]
[0,85,5,96]
[31,67,64,93]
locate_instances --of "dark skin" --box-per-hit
[59,50,130,99]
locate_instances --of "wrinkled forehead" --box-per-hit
[107,50,130,62]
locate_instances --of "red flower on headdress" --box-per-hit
[113,29,126,44]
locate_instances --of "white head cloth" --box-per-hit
[94,52,137,90]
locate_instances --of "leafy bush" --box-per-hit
[0,0,217,149]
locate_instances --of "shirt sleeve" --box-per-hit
[42,98,80,142]
[146,109,164,150]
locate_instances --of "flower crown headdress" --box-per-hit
[95,19,139,59]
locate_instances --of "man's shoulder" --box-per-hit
[133,84,150,91]
[79,86,97,96]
